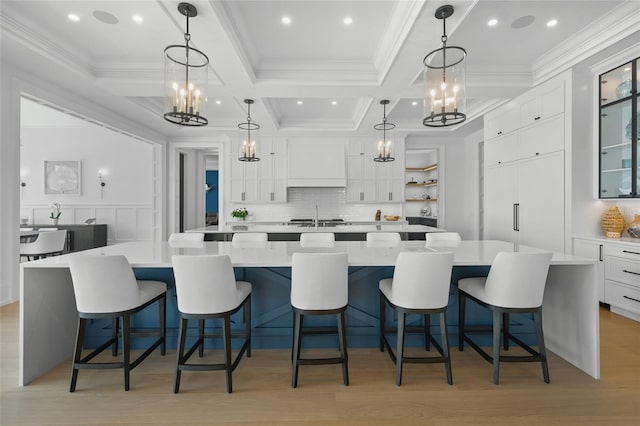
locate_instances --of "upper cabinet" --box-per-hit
[346,138,404,203]
[230,138,287,203]
[599,57,639,198]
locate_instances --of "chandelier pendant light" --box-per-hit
[163,3,209,126]
[373,100,395,162]
[238,99,260,162]
[423,5,467,127]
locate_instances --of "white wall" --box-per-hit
[20,109,155,243]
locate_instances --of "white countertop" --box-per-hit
[22,240,594,269]
[574,234,640,244]
[187,223,443,234]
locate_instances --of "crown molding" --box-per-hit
[533,1,640,85]
[374,0,426,85]
[1,14,94,79]
[588,42,640,75]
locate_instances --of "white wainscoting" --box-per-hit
[20,204,154,244]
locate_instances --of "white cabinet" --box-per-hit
[346,138,404,203]
[604,242,640,321]
[484,102,520,140]
[573,238,605,302]
[231,139,286,203]
[484,73,568,253]
[519,81,564,126]
[484,152,565,253]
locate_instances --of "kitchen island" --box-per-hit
[187,221,445,241]
[19,240,598,386]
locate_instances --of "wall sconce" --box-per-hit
[20,168,28,201]
[98,169,107,200]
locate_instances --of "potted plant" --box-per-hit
[50,203,61,225]
[231,207,248,221]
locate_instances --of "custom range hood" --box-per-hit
[287,140,346,187]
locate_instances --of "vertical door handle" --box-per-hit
[599,244,603,262]
[516,203,520,231]
[389,191,392,201]
[360,191,364,201]
[513,204,517,231]
[270,191,274,201]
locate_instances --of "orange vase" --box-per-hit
[601,207,626,237]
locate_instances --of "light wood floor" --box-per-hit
[1,302,639,425]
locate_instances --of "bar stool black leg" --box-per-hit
[492,310,501,385]
[503,312,509,351]
[458,291,466,351]
[70,317,86,392]
[337,311,349,386]
[123,314,131,391]
[424,314,431,351]
[534,308,550,383]
[379,293,386,352]
[291,312,302,388]
[174,317,187,393]
[111,317,119,356]
[440,312,453,385]
[198,319,205,357]
[160,295,166,356]
[223,315,233,393]
[396,312,406,386]
[245,296,252,357]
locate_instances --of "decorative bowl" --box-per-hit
[384,215,400,221]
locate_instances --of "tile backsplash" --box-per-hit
[229,187,402,222]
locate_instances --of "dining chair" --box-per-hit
[19,229,67,261]
[458,251,553,384]
[379,251,454,385]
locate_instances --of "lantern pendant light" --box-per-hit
[238,99,260,162]
[163,2,209,126]
[423,5,467,127]
[373,100,395,162]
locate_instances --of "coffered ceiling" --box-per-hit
[2,0,639,140]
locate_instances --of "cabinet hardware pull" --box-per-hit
[389,192,392,201]
[602,189,608,193]
[623,269,640,276]
[515,203,520,231]
[498,161,502,164]
[601,151,608,155]
[536,152,540,155]
[601,98,608,102]
[622,250,640,256]
[599,244,603,262]
[270,192,274,201]
[623,295,640,304]
[534,116,541,120]
[497,131,502,135]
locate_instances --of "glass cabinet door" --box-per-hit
[600,58,638,198]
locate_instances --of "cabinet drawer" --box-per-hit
[485,133,519,166]
[605,257,640,288]
[605,244,640,261]
[606,281,640,314]
[518,115,564,159]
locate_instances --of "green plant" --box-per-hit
[231,207,248,220]
[50,203,61,219]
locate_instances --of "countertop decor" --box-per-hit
[602,206,626,237]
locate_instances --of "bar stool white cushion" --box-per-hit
[366,232,401,242]
[291,252,348,311]
[379,251,453,310]
[169,232,205,244]
[425,232,461,246]
[173,255,251,314]
[232,233,268,243]
[458,252,552,309]
[300,232,335,247]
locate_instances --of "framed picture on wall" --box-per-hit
[44,160,81,195]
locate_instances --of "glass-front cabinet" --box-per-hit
[599,57,639,198]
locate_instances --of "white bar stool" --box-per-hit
[425,232,461,245]
[366,232,401,247]
[291,252,349,388]
[379,251,454,385]
[171,254,251,393]
[300,232,335,247]
[457,251,553,384]
[68,255,167,392]
[169,232,205,243]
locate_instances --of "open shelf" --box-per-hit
[406,163,437,172]
[406,182,437,187]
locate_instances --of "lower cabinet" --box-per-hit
[573,236,640,322]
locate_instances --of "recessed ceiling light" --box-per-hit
[487,18,498,27]
[215,100,222,105]
[411,101,418,106]
[281,16,291,25]
[343,17,353,25]
[297,101,303,105]
[331,100,337,105]
[546,19,558,27]
[132,14,143,24]
[67,13,80,22]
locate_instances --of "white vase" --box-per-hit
[52,218,59,226]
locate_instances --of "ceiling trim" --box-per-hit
[373,0,426,85]
[208,0,257,84]
[532,1,640,85]
[0,14,94,80]
[256,60,378,85]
